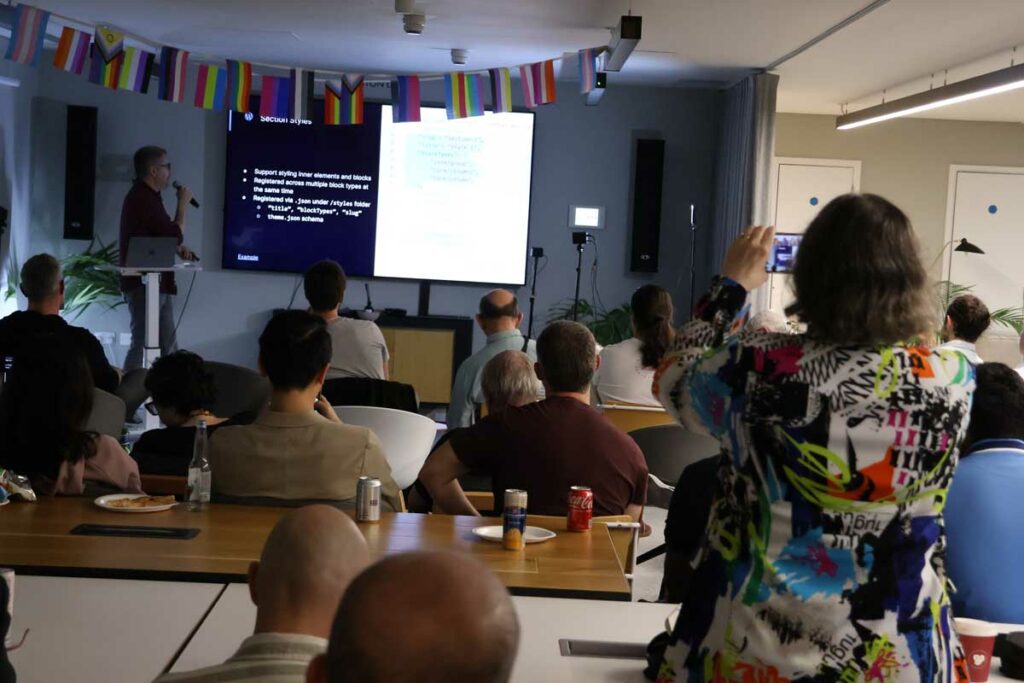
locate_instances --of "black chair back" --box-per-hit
[629,424,719,488]
[205,361,271,418]
[321,377,418,413]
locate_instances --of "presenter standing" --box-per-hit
[119,145,197,371]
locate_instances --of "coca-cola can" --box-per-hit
[567,486,593,531]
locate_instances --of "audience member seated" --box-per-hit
[447,289,537,429]
[158,505,370,683]
[407,350,539,512]
[0,341,140,496]
[0,253,119,393]
[945,362,1024,623]
[421,320,648,520]
[131,351,257,476]
[937,293,990,364]
[304,260,388,380]
[593,284,674,407]
[746,309,790,333]
[307,551,519,683]
[210,310,401,510]
[651,196,974,681]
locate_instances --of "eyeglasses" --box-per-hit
[157,162,172,170]
[144,402,160,416]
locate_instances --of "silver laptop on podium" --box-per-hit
[125,236,177,269]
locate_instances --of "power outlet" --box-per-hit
[118,333,132,346]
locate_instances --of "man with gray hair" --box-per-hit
[421,320,648,520]
[480,350,540,415]
[0,253,119,392]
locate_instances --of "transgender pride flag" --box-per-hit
[260,75,290,117]
[4,4,50,66]
[53,26,90,75]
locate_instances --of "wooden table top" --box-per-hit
[0,498,631,601]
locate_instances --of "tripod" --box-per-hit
[571,232,590,321]
[525,247,543,339]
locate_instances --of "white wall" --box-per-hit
[4,46,722,368]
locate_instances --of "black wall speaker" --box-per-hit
[629,138,665,273]
[63,105,98,240]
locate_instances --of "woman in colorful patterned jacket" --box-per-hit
[653,194,974,683]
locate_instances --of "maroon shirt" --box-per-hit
[448,396,648,516]
[118,181,183,294]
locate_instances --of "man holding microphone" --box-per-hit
[119,145,197,371]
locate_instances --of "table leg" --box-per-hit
[143,272,161,430]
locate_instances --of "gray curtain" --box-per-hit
[709,72,779,285]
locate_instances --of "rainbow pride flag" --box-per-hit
[391,75,420,123]
[53,26,90,75]
[158,46,189,103]
[325,75,364,125]
[289,68,314,120]
[118,46,155,93]
[445,72,485,119]
[260,75,290,117]
[89,26,124,89]
[520,60,556,108]
[578,48,598,94]
[4,4,50,66]
[488,67,512,113]
[225,59,253,112]
[194,64,226,111]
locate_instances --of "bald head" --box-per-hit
[481,350,539,414]
[316,551,519,683]
[477,289,522,335]
[249,505,370,637]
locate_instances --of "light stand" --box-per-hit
[571,231,590,321]
[687,204,696,312]
[525,247,544,339]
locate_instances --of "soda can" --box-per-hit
[502,489,528,550]
[356,476,381,522]
[567,486,593,531]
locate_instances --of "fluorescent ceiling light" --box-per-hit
[605,15,641,72]
[836,62,1024,130]
[585,72,607,106]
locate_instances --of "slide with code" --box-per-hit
[222,103,535,285]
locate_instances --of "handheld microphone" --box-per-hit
[172,180,200,208]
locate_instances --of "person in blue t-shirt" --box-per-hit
[945,362,1024,623]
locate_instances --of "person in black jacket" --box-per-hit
[0,253,119,394]
[0,574,15,683]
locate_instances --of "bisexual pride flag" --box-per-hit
[260,75,290,117]
[89,26,124,89]
[225,59,253,112]
[391,75,421,123]
[53,26,90,75]
[520,60,556,108]
[117,46,155,94]
[194,64,226,111]
[445,72,485,119]
[325,75,364,125]
[4,3,50,66]
[158,46,189,103]
[578,48,598,94]
[488,67,512,114]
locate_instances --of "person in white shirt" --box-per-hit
[937,294,990,365]
[157,505,370,683]
[304,260,389,380]
[593,284,674,407]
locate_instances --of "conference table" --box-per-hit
[0,497,631,601]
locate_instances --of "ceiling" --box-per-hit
[26,0,1024,122]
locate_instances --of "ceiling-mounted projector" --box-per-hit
[605,15,641,72]
[585,72,607,106]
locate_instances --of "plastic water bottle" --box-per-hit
[186,420,211,511]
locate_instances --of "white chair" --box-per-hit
[333,405,437,489]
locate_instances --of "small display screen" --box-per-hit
[766,233,802,273]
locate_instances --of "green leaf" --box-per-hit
[546,298,634,346]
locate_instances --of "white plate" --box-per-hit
[94,494,178,513]
[472,525,557,544]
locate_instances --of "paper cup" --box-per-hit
[956,618,998,682]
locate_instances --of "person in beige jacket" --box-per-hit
[210,310,401,511]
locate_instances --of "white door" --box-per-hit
[946,166,1024,358]
[767,158,861,313]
